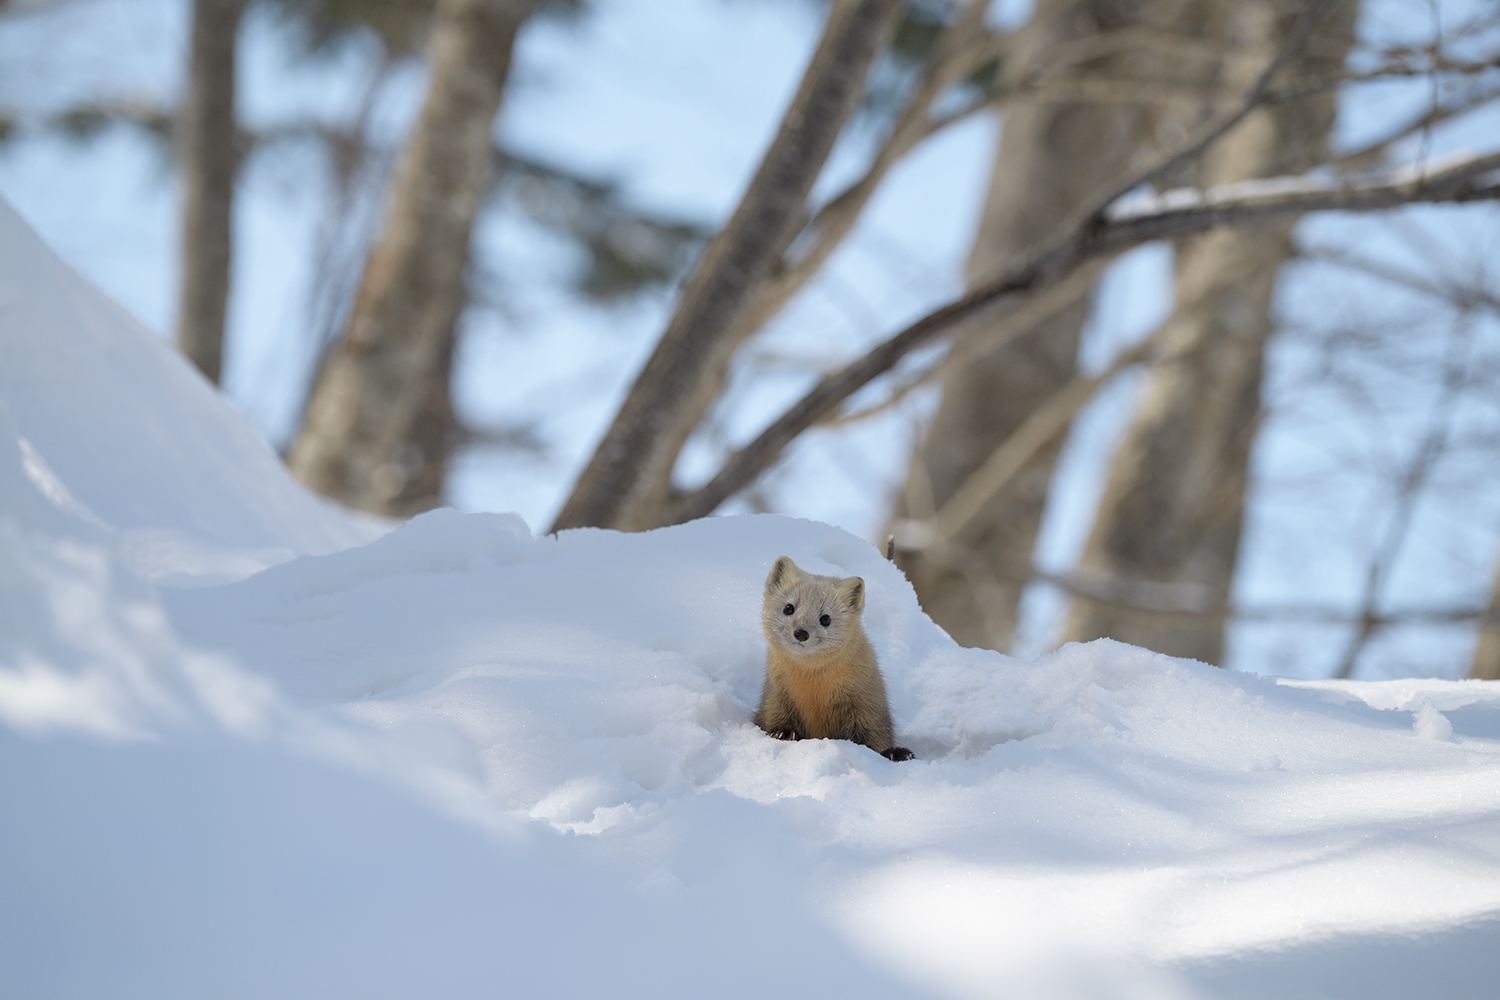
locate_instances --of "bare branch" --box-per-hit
[736,0,997,359]
[1036,24,1258,80]
[665,150,1500,525]
[1332,319,1473,679]
[1268,54,1500,105]
[1089,0,1339,213]
[824,257,1109,426]
[1328,78,1500,172]
[887,544,1500,626]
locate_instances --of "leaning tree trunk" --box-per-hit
[890,0,1167,652]
[289,0,535,517]
[1063,0,1358,664]
[176,0,248,385]
[550,0,904,533]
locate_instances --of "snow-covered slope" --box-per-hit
[0,199,378,582]
[4,195,1500,1000]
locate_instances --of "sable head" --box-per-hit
[762,555,865,657]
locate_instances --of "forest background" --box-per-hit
[1,0,1498,681]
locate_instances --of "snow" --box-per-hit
[4,197,1500,998]
[0,197,379,582]
[1104,148,1498,221]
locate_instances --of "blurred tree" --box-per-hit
[288,0,541,516]
[1473,561,1500,679]
[177,0,250,385]
[551,0,908,532]
[890,0,1164,652]
[1063,0,1359,664]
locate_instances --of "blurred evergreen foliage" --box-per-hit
[261,0,584,58]
[1,0,991,303]
[260,0,435,56]
[865,0,1001,123]
[496,151,708,300]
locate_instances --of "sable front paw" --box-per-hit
[880,746,915,762]
[768,728,801,741]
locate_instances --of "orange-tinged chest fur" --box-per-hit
[765,630,878,738]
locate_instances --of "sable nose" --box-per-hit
[793,628,809,642]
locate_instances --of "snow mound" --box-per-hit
[164,508,1500,997]
[0,198,379,583]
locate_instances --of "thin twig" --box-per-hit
[1267,54,1500,104]
[930,323,1171,543]
[893,548,1500,625]
[1332,317,1472,679]
[1328,78,1500,173]
[1304,244,1500,317]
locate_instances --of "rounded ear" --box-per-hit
[842,577,865,614]
[766,556,801,591]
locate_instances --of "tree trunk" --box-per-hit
[1471,547,1500,678]
[1064,0,1358,664]
[176,0,248,386]
[550,0,904,533]
[891,0,1164,652]
[288,0,535,517]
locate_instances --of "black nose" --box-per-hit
[793,629,809,642]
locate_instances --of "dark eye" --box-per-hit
[783,603,794,615]
[820,614,831,627]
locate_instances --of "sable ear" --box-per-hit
[766,556,801,591]
[842,577,865,614]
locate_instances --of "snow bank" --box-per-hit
[162,512,1500,982]
[4,194,1500,999]
[0,198,378,582]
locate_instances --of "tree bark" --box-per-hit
[891,0,1165,652]
[176,0,248,386]
[289,0,535,516]
[1470,542,1500,678]
[1064,0,1358,664]
[549,0,904,533]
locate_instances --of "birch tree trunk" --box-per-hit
[549,0,903,533]
[176,0,248,385]
[1064,0,1358,664]
[891,0,1162,652]
[289,0,535,516]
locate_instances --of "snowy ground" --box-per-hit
[4,199,1500,999]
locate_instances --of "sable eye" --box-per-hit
[783,603,795,615]
[820,614,831,627]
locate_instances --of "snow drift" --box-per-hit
[4,196,1500,1000]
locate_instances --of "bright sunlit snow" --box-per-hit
[4,197,1500,999]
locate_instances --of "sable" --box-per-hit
[755,556,913,762]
